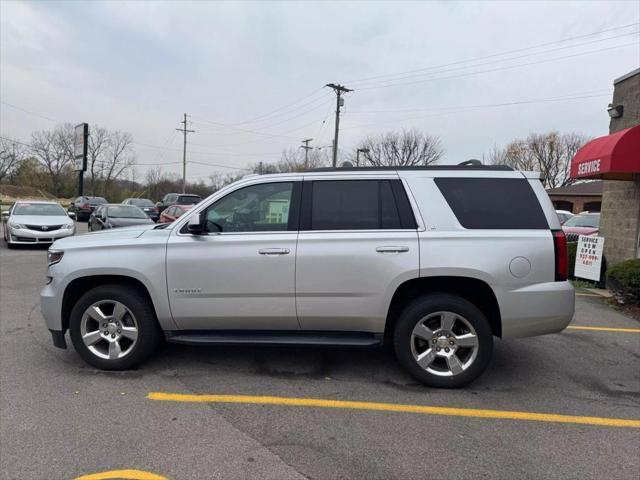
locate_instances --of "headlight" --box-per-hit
[61,223,74,230]
[9,222,26,229]
[47,250,64,266]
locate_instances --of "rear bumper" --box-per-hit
[498,281,575,338]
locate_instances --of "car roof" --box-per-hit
[14,200,60,205]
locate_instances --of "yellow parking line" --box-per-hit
[147,392,640,429]
[74,470,168,480]
[567,325,640,333]
[575,293,600,297]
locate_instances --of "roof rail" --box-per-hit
[310,165,514,172]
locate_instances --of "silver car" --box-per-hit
[2,200,75,247]
[41,166,575,388]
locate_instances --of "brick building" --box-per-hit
[547,181,602,213]
[570,68,640,267]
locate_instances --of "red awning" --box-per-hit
[570,125,640,180]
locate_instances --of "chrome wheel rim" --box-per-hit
[80,300,139,360]
[410,311,479,377]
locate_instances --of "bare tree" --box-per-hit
[30,124,74,196]
[250,147,330,174]
[101,131,135,197]
[87,126,110,195]
[355,129,444,167]
[487,131,590,188]
[208,171,243,192]
[0,137,24,183]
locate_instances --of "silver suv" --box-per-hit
[41,166,574,387]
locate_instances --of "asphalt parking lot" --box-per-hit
[1,223,639,480]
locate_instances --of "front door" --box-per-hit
[166,180,301,330]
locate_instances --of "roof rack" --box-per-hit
[310,165,514,172]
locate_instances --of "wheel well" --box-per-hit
[385,277,502,341]
[61,275,156,332]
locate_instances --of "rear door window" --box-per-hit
[304,180,416,230]
[434,177,548,229]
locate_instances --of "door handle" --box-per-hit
[258,248,290,255]
[376,246,409,253]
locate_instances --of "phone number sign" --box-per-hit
[574,235,605,282]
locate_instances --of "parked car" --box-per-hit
[88,204,154,231]
[41,166,574,388]
[68,196,108,221]
[2,200,75,248]
[155,193,202,214]
[159,205,193,223]
[555,210,574,225]
[122,198,159,222]
[562,212,600,242]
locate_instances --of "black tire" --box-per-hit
[69,284,161,370]
[393,294,493,388]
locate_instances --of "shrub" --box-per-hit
[607,259,640,305]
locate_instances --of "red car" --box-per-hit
[158,204,193,224]
[562,212,600,243]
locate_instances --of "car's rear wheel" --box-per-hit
[69,285,161,370]
[394,294,493,388]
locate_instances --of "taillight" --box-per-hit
[552,230,568,281]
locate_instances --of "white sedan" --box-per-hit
[2,200,76,248]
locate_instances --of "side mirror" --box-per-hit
[187,212,206,235]
[1,211,9,219]
[68,212,76,220]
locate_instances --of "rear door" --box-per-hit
[295,176,420,333]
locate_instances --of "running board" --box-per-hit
[165,330,383,347]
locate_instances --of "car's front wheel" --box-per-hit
[69,285,161,370]
[394,294,493,388]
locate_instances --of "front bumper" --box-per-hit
[498,281,575,338]
[7,225,75,244]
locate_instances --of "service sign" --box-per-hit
[73,123,88,172]
[574,235,605,282]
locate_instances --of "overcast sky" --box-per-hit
[1,0,639,180]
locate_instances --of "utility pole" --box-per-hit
[300,138,313,169]
[176,113,195,193]
[325,83,352,168]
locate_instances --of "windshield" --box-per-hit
[129,198,154,207]
[563,215,599,228]
[89,197,107,205]
[178,195,201,204]
[13,203,67,216]
[107,205,148,219]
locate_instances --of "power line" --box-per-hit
[341,92,611,131]
[347,91,611,114]
[356,42,638,91]
[347,22,639,85]
[351,31,638,89]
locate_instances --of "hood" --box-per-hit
[562,226,599,235]
[106,217,155,228]
[53,223,159,249]
[9,215,73,226]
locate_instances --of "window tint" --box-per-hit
[307,180,413,230]
[435,178,548,229]
[204,182,294,233]
[178,195,201,205]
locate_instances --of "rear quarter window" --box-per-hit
[434,177,548,229]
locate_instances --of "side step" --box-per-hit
[165,330,383,347]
